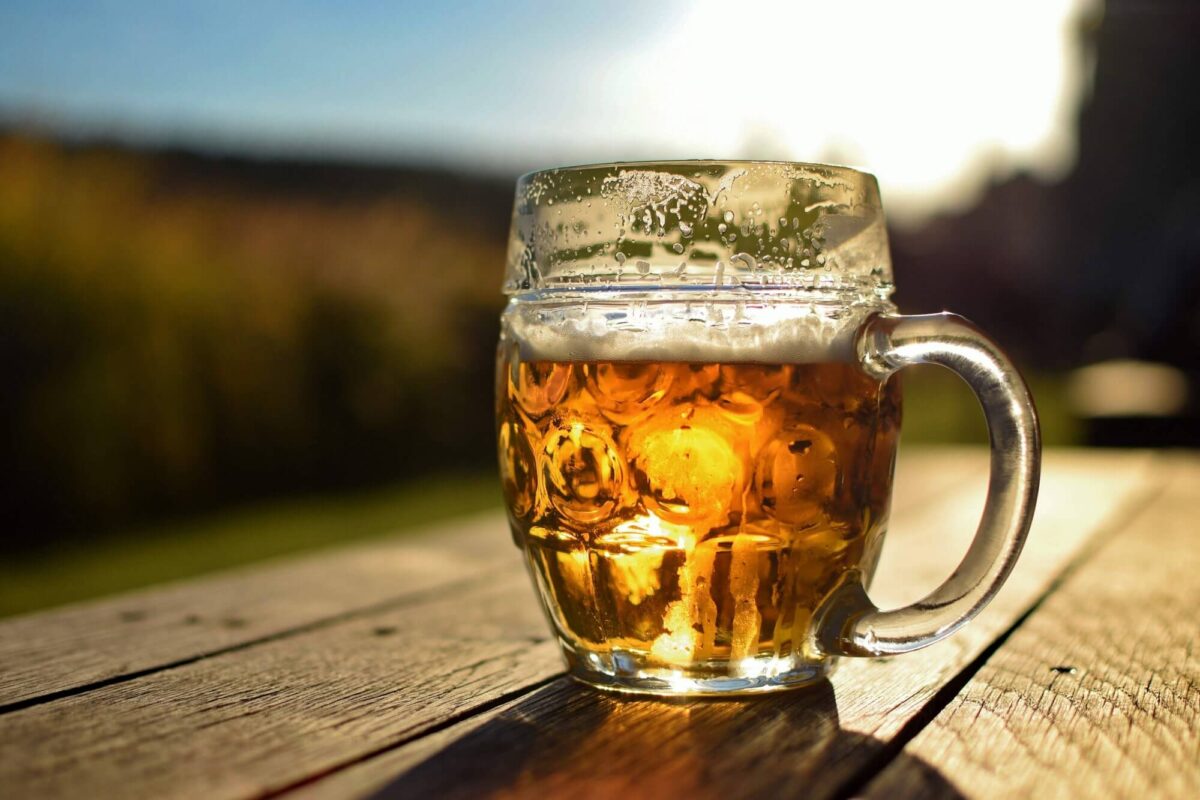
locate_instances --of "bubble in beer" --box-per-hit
[499,417,538,519]
[542,421,625,525]
[585,362,674,424]
[755,423,838,526]
[513,361,571,418]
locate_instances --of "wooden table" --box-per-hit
[2,448,1197,799]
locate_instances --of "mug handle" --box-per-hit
[815,312,1041,657]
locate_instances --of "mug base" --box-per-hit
[562,644,836,697]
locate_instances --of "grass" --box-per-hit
[899,367,1079,447]
[0,472,502,618]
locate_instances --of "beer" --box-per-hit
[497,350,901,672]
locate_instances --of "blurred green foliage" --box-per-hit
[0,134,505,547]
[900,366,1078,447]
[0,472,499,617]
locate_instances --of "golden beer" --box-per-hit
[497,352,901,671]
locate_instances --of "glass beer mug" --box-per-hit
[496,161,1040,695]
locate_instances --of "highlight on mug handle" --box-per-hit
[815,312,1041,657]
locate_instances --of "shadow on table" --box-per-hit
[370,678,964,799]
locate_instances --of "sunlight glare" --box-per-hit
[611,0,1098,223]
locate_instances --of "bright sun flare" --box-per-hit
[608,0,1098,222]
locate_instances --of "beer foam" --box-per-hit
[504,297,889,364]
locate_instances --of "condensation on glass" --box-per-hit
[496,161,1040,696]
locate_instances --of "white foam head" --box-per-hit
[503,293,890,364]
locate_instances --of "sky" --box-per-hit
[0,0,1100,223]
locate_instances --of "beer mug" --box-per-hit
[496,161,1040,695]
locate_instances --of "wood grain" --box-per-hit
[0,511,515,708]
[0,450,1162,800]
[0,571,560,800]
[864,455,1200,800]
[0,448,989,800]
[0,447,981,711]
[288,451,1161,800]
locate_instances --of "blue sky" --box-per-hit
[0,1,678,166]
[0,1,1097,220]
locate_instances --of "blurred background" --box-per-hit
[2,0,1197,615]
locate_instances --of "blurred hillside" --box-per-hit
[0,134,510,549]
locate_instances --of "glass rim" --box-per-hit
[516,158,877,186]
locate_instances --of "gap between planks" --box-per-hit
[0,448,992,800]
[279,451,1163,800]
[0,511,518,711]
[861,454,1200,800]
[0,451,1155,800]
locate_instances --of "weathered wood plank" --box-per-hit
[287,451,1161,800]
[863,455,1200,800]
[0,447,981,711]
[0,448,990,800]
[0,511,515,709]
[0,571,561,800]
[0,451,1155,800]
